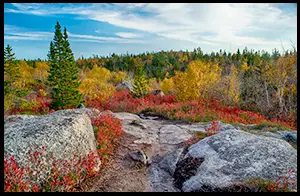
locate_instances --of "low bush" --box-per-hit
[245,169,296,192]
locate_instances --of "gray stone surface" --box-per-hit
[280,131,297,143]
[159,125,191,145]
[147,166,181,192]
[116,81,133,92]
[147,127,297,192]
[182,129,297,192]
[157,148,185,176]
[4,115,37,124]
[4,109,101,182]
[243,129,297,145]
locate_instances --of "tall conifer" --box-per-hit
[48,22,84,109]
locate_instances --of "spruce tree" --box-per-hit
[48,22,84,110]
[132,65,149,98]
[4,45,19,96]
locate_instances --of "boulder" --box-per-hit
[182,129,297,192]
[281,131,297,143]
[4,109,101,183]
[114,112,159,145]
[77,103,85,108]
[116,81,133,92]
[4,115,36,124]
[152,90,164,97]
[149,128,297,192]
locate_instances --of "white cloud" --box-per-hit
[115,32,143,38]
[68,32,145,43]
[5,3,297,53]
[4,24,144,44]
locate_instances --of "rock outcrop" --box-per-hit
[5,109,297,192]
[148,128,297,192]
[151,90,164,97]
[116,81,133,92]
[4,108,101,182]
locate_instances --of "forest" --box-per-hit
[4,22,297,130]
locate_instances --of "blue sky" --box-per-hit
[4,3,297,60]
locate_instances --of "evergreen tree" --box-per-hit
[47,22,84,110]
[271,48,280,60]
[4,44,16,63]
[4,45,19,96]
[237,48,241,59]
[132,65,149,98]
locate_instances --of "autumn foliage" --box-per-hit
[85,90,296,130]
[79,66,116,102]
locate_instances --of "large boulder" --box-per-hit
[116,81,133,92]
[149,128,297,192]
[4,108,101,182]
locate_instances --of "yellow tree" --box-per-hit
[79,66,115,102]
[173,71,189,101]
[32,62,50,84]
[174,60,222,101]
[111,71,126,85]
[161,73,175,95]
[265,55,297,114]
[223,65,240,105]
[13,60,35,91]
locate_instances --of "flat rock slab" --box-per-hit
[159,125,191,145]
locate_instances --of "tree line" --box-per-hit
[4,22,297,125]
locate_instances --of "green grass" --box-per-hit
[252,121,292,132]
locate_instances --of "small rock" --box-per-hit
[77,103,85,108]
[128,150,151,165]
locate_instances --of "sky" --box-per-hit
[4,3,297,60]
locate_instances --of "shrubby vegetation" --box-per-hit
[4,35,297,128]
[5,29,297,126]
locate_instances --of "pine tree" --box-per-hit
[132,65,149,98]
[4,45,19,96]
[4,44,15,63]
[48,22,84,110]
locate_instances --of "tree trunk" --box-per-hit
[278,86,285,114]
[264,80,270,107]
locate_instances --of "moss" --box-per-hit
[17,111,40,115]
[252,121,292,132]
[194,131,208,140]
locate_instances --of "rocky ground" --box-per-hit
[5,109,297,192]
[81,112,297,192]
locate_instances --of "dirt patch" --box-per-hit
[81,133,152,192]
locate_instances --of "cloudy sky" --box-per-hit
[4,3,297,59]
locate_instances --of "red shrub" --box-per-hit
[4,147,99,192]
[88,112,123,164]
